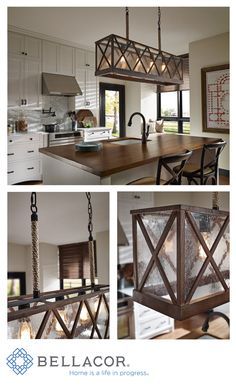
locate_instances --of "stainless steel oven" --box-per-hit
[48,130,83,146]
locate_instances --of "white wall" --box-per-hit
[189,32,229,170]
[8,243,31,293]
[96,230,109,284]
[153,191,229,210]
[125,82,142,137]
[141,83,157,123]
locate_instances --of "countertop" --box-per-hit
[39,134,221,178]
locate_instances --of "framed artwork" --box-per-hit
[201,64,229,134]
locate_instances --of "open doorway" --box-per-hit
[99,83,125,137]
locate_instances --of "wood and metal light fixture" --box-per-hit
[95,7,183,85]
[8,192,109,339]
[131,195,229,321]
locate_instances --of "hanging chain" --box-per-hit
[86,192,93,241]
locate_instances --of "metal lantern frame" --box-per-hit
[8,285,109,339]
[95,7,183,86]
[131,204,229,321]
[8,192,109,339]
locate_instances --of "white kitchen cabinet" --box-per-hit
[82,127,112,142]
[8,55,41,108]
[8,32,41,60]
[7,133,48,185]
[8,32,41,108]
[75,47,98,109]
[133,302,174,339]
[75,68,98,109]
[75,48,95,68]
[42,40,75,76]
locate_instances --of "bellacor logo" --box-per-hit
[7,348,33,375]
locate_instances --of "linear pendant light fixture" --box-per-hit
[131,193,229,321]
[95,7,183,85]
[8,192,109,339]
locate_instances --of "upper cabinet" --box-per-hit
[8,30,97,108]
[42,40,75,76]
[75,48,97,109]
[8,32,41,108]
[76,48,95,68]
[8,32,41,60]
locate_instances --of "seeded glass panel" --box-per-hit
[143,263,170,300]
[8,312,46,339]
[158,219,177,296]
[141,211,172,246]
[191,269,225,301]
[136,221,153,288]
[184,218,208,300]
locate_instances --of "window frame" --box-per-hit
[157,90,190,134]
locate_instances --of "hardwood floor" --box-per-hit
[154,313,229,339]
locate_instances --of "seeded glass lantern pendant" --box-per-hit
[131,196,229,320]
[95,7,183,85]
[8,192,109,339]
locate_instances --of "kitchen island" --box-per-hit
[39,134,221,185]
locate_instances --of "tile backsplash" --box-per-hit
[8,96,70,132]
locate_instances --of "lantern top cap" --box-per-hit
[130,204,229,216]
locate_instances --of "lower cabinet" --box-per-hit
[7,133,47,184]
[133,302,174,339]
[118,297,135,339]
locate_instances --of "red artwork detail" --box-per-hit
[207,72,229,128]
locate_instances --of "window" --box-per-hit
[58,241,97,290]
[99,83,125,137]
[157,90,190,134]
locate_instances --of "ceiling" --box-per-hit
[8,192,109,245]
[8,7,229,54]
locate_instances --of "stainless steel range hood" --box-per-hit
[42,72,82,96]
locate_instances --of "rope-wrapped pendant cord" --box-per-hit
[31,192,40,298]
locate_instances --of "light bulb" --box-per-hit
[18,318,35,339]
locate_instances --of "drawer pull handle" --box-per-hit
[143,326,151,331]
[27,167,34,170]
[8,171,14,174]
[7,153,15,156]
[9,140,13,143]
[27,150,34,153]
[29,138,33,140]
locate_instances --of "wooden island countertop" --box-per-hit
[39,134,221,178]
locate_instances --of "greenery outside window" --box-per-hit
[157,90,190,134]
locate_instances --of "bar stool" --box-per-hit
[180,140,226,185]
[127,150,192,185]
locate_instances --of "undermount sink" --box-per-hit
[112,139,148,145]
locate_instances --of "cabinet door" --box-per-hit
[24,58,41,107]
[75,68,86,109]
[86,51,95,67]
[24,36,41,60]
[42,40,58,73]
[75,48,86,67]
[58,45,74,75]
[8,55,24,107]
[8,32,25,55]
[85,68,97,108]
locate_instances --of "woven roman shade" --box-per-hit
[59,241,97,279]
[157,55,189,92]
